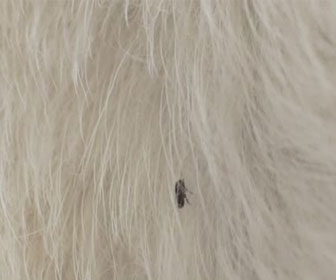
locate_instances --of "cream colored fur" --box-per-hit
[1,0,336,279]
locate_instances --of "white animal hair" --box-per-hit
[1,0,336,279]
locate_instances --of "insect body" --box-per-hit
[175,179,192,208]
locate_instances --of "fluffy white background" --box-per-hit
[1,0,336,279]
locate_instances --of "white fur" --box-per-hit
[1,0,336,279]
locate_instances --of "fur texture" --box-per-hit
[1,0,336,279]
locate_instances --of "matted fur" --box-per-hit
[1,0,336,279]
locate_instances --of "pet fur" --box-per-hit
[1,0,336,279]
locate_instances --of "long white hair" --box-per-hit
[1,1,336,279]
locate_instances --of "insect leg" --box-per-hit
[186,187,193,194]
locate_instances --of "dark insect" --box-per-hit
[175,179,192,208]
